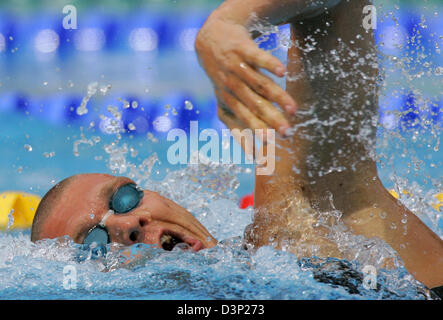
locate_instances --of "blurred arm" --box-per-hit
[214,0,342,26]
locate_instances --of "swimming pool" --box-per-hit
[0,1,442,300]
[0,109,440,300]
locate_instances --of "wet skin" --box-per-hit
[195,0,443,288]
[39,174,217,251]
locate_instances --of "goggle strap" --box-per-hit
[99,209,114,228]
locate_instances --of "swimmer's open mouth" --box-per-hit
[159,231,204,252]
[160,232,183,251]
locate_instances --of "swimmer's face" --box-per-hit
[39,174,217,251]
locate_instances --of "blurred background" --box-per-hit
[0,0,441,200]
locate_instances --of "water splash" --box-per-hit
[7,209,14,230]
[242,2,442,295]
[2,2,441,300]
[76,82,112,116]
[73,131,101,157]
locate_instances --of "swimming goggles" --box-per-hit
[82,183,144,249]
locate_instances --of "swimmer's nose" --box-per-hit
[105,214,149,246]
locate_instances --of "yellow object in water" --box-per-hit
[389,190,443,212]
[0,192,41,230]
[434,193,443,212]
[389,189,412,199]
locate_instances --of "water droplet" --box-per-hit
[184,100,193,110]
[147,132,158,143]
[43,151,56,158]
[99,84,112,95]
[107,105,122,120]
[130,147,138,158]
[121,99,130,109]
[87,81,98,96]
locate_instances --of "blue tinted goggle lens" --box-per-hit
[110,184,144,214]
[83,225,109,247]
[82,184,143,248]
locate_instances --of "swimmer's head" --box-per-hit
[31,173,217,251]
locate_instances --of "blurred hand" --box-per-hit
[195,13,297,140]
